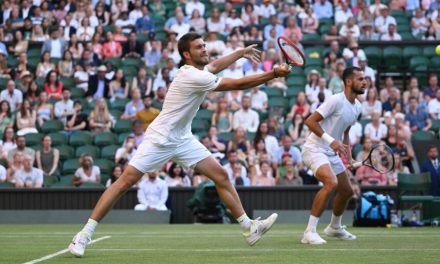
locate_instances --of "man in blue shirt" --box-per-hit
[313,0,334,20]
[135,6,155,34]
[405,97,432,132]
[263,15,284,40]
[274,135,302,165]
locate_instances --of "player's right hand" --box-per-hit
[330,140,350,158]
[274,63,292,77]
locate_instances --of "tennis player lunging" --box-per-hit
[301,67,366,245]
[69,32,292,257]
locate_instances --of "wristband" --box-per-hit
[321,133,335,145]
[273,68,279,78]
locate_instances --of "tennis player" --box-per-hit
[301,67,366,244]
[69,32,291,257]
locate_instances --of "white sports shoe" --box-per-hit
[68,231,91,257]
[243,213,278,246]
[324,225,357,240]
[301,231,327,245]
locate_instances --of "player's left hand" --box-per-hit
[243,44,261,63]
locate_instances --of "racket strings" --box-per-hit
[370,146,394,173]
[279,39,304,65]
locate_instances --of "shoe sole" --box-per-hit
[247,213,278,246]
[68,244,84,257]
[301,237,327,245]
[324,228,357,241]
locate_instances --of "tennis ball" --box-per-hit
[436,45,440,56]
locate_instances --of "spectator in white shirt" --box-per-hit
[134,171,168,211]
[129,0,143,22]
[0,80,22,112]
[233,95,260,133]
[14,154,43,188]
[428,89,440,119]
[334,2,353,26]
[310,77,332,104]
[207,8,226,34]
[380,23,402,41]
[222,149,250,186]
[362,88,382,119]
[170,12,190,40]
[115,11,135,34]
[374,6,397,34]
[369,0,387,18]
[76,17,95,42]
[222,62,243,79]
[54,88,74,125]
[73,154,101,186]
[0,164,6,183]
[358,54,376,83]
[349,120,363,146]
[247,87,268,112]
[225,9,244,35]
[259,0,276,18]
[245,61,264,77]
[342,41,366,67]
[185,0,205,17]
[339,17,360,40]
[364,112,388,144]
[205,31,226,56]
[411,8,429,37]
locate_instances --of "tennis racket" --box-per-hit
[277,36,306,67]
[352,144,395,173]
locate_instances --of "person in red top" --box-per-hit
[101,31,122,59]
[355,165,388,186]
[44,70,63,100]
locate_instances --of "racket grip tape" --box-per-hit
[352,161,362,168]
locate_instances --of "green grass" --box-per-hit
[1,224,440,263]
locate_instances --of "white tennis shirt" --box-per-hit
[147,65,222,145]
[303,93,361,153]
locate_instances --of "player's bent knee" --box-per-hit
[324,179,338,192]
[211,168,230,186]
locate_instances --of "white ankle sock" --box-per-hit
[82,218,98,237]
[237,214,251,231]
[330,213,342,229]
[306,215,320,233]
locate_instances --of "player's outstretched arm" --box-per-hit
[214,64,291,92]
[206,44,261,74]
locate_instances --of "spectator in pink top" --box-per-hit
[44,70,63,100]
[102,31,122,59]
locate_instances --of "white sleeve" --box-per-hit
[137,184,148,206]
[17,91,23,103]
[0,165,6,181]
[54,103,64,118]
[157,181,168,208]
[248,111,260,133]
[35,169,43,185]
[193,69,222,92]
[317,95,340,119]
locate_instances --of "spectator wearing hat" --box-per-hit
[380,23,402,41]
[17,70,32,94]
[374,6,396,34]
[41,27,67,59]
[0,80,22,112]
[86,65,110,100]
[359,21,380,40]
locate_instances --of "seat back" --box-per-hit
[397,172,432,194]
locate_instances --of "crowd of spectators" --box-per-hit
[0,0,438,196]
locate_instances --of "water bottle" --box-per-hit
[391,209,399,228]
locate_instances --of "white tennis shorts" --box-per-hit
[129,137,211,173]
[301,148,345,176]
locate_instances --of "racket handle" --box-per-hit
[352,161,362,168]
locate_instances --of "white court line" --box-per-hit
[89,248,440,252]
[23,236,111,264]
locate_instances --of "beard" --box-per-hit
[352,85,365,95]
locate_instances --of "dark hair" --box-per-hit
[0,100,11,117]
[112,68,126,88]
[342,66,362,86]
[26,81,40,99]
[428,145,438,152]
[168,162,186,179]
[45,70,59,86]
[177,32,202,66]
[111,165,123,184]
[2,127,15,143]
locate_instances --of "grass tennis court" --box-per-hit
[1,224,439,264]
